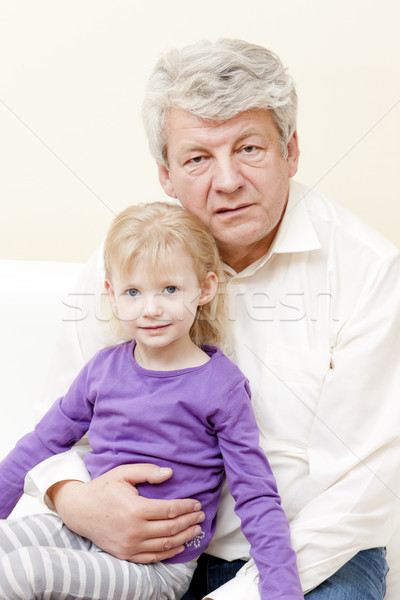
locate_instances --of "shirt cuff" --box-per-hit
[203,559,260,600]
[24,447,91,510]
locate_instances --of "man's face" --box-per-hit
[158,108,299,271]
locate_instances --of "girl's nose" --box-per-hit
[142,293,163,318]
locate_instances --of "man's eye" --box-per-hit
[126,289,139,297]
[243,145,256,153]
[191,156,203,163]
[165,286,177,294]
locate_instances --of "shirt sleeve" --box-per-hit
[0,363,94,517]
[24,446,92,510]
[289,253,400,592]
[25,242,110,504]
[215,376,303,600]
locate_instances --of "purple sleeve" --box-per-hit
[216,378,303,600]
[0,364,94,518]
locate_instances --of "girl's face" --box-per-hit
[106,247,216,356]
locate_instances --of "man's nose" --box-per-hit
[212,157,244,194]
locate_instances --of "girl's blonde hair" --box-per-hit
[104,202,226,346]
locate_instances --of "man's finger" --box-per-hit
[139,496,203,521]
[117,463,174,485]
[128,545,186,564]
[127,522,206,563]
[143,510,205,540]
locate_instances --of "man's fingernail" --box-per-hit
[197,513,205,523]
[160,467,172,475]
[194,502,201,511]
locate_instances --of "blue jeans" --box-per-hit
[305,548,388,599]
[182,548,388,600]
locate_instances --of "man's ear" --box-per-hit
[198,272,219,306]
[286,131,300,178]
[157,163,177,199]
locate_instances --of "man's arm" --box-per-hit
[26,243,205,561]
[284,253,400,592]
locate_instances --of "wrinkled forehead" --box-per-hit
[165,106,277,150]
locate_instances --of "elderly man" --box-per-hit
[26,39,400,599]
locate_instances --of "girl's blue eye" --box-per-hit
[126,289,139,297]
[165,286,177,294]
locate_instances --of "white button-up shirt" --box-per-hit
[27,180,400,596]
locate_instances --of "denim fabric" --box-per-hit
[305,548,388,600]
[182,548,388,600]
[182,554,246,600]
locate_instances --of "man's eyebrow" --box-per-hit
[235,130,266,142]
[177,143,208,154]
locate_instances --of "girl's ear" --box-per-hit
[104,279,117,307]
[198,272,219,306]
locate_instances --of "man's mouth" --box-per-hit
[216,204,251,214]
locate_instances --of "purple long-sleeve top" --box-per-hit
[0,342,302,598]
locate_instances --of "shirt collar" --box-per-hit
[223,180,322,278]
[272,180,321,254]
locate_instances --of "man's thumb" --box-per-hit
[121,463,173,486]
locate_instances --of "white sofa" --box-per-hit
[0,259,84,515]
[1,258,399,598]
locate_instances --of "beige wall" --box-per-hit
[1,0,399,263]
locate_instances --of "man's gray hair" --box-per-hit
[142,38,297,167]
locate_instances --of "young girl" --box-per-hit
[0,202,302,600]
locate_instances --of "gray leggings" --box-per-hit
[0,513,196,600]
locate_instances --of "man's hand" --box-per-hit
[47,463,205,562]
